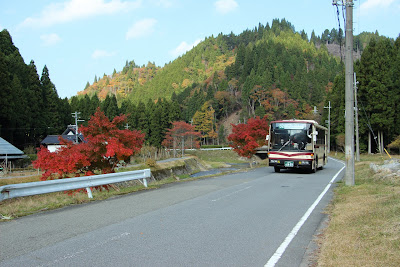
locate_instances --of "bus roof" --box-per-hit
[270,119,328,131]
[271,119,319,124]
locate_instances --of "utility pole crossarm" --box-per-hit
[71,111,85,144]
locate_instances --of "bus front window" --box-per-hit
[270,123,312,151]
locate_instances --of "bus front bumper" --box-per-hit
[269,159,312,169]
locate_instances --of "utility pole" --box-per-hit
[344,0,355,185]
[313,106,318,115]
[354,72,360,162]
[71,111,84,144]
[333,0,354,186]
[324,101,331,153]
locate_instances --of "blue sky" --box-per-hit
[1,0,399,98]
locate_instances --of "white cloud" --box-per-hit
[153,0,173,8]
[92,49,116,59]
[360,0,396,14]
[170,39,202,58]
[125,18,157,40]
[20,0,142,28]
[40,33,61,46]
[214,0,238,14]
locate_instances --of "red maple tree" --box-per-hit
[227,116,269,159]
[33,108,145,181]
[162,121,201,156]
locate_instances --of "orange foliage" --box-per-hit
[181,79,192,88]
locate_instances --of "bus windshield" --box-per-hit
[269,122,312,151]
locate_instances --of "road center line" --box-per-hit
[211,186,252,202]
[264,163,345,267]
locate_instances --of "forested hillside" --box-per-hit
[2,19,398,152]
[0,30,71,148]
[71,20,344,147]
[327,36,400,153]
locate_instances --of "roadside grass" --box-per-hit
[185,149,253,168]
[0,150,244,220]
[318,153,400,266]
[0,175,41,186]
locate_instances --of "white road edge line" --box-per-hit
[264,163,345,267]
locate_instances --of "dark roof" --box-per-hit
[0,137,24,155]
[62,127,77,135]
[0,155,28,160]
[41,134,84,145]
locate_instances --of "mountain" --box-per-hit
[77,20,384,107]
[71,19,397,148]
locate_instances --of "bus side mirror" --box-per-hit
[313,131,318,142]
[266,135,270,141]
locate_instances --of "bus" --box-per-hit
[266,119,328,173]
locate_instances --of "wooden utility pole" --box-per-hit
[71,112,84,144]
[354,72,360,162]
[333,0,354,185]
[344,0,355,185]
[324,101,331,153]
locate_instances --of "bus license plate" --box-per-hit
[284,161,294,167]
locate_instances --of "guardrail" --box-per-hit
[199,147,232,151]
[0,169,151,201]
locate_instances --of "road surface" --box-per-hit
[0,158,344,266]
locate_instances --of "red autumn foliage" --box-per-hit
[227,116,269,158]
[33,108,145,182]
[162,121,201,149]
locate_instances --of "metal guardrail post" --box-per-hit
[86,187,93,198]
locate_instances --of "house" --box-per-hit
[0,137,27,173]
[41,126,84,152]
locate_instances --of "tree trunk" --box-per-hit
[368,131,372,154]
[378,131,382,154]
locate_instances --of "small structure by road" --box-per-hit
[0,137,27,175]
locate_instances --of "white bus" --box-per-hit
[267,120,328,173]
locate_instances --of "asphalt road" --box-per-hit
[0,158,344,267]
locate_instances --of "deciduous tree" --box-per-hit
[33,108,145,181]
[228,116,269,161]
[162,121,201,157]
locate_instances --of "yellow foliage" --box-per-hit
[138,77,146,86]
[171,82,179,89]
[181,79,192,88]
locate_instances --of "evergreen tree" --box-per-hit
[40,65,63,134]
[392,36,400,137]
[358,38,395,145]
[148,102,163,147]
[136,101,149,139]
[26,60,46,145]
[89,94,100,116]
[101,95,119,120]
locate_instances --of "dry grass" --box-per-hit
[0,151,242,219]
[0,178,176,220]
[317,154,400,266]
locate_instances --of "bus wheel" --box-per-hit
[274,166,280,173]
[311,159,317,173]
[318,156,324,170]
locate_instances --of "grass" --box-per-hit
[185,149,251,168]
[317,153,400,266]
[0,150,246,220]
